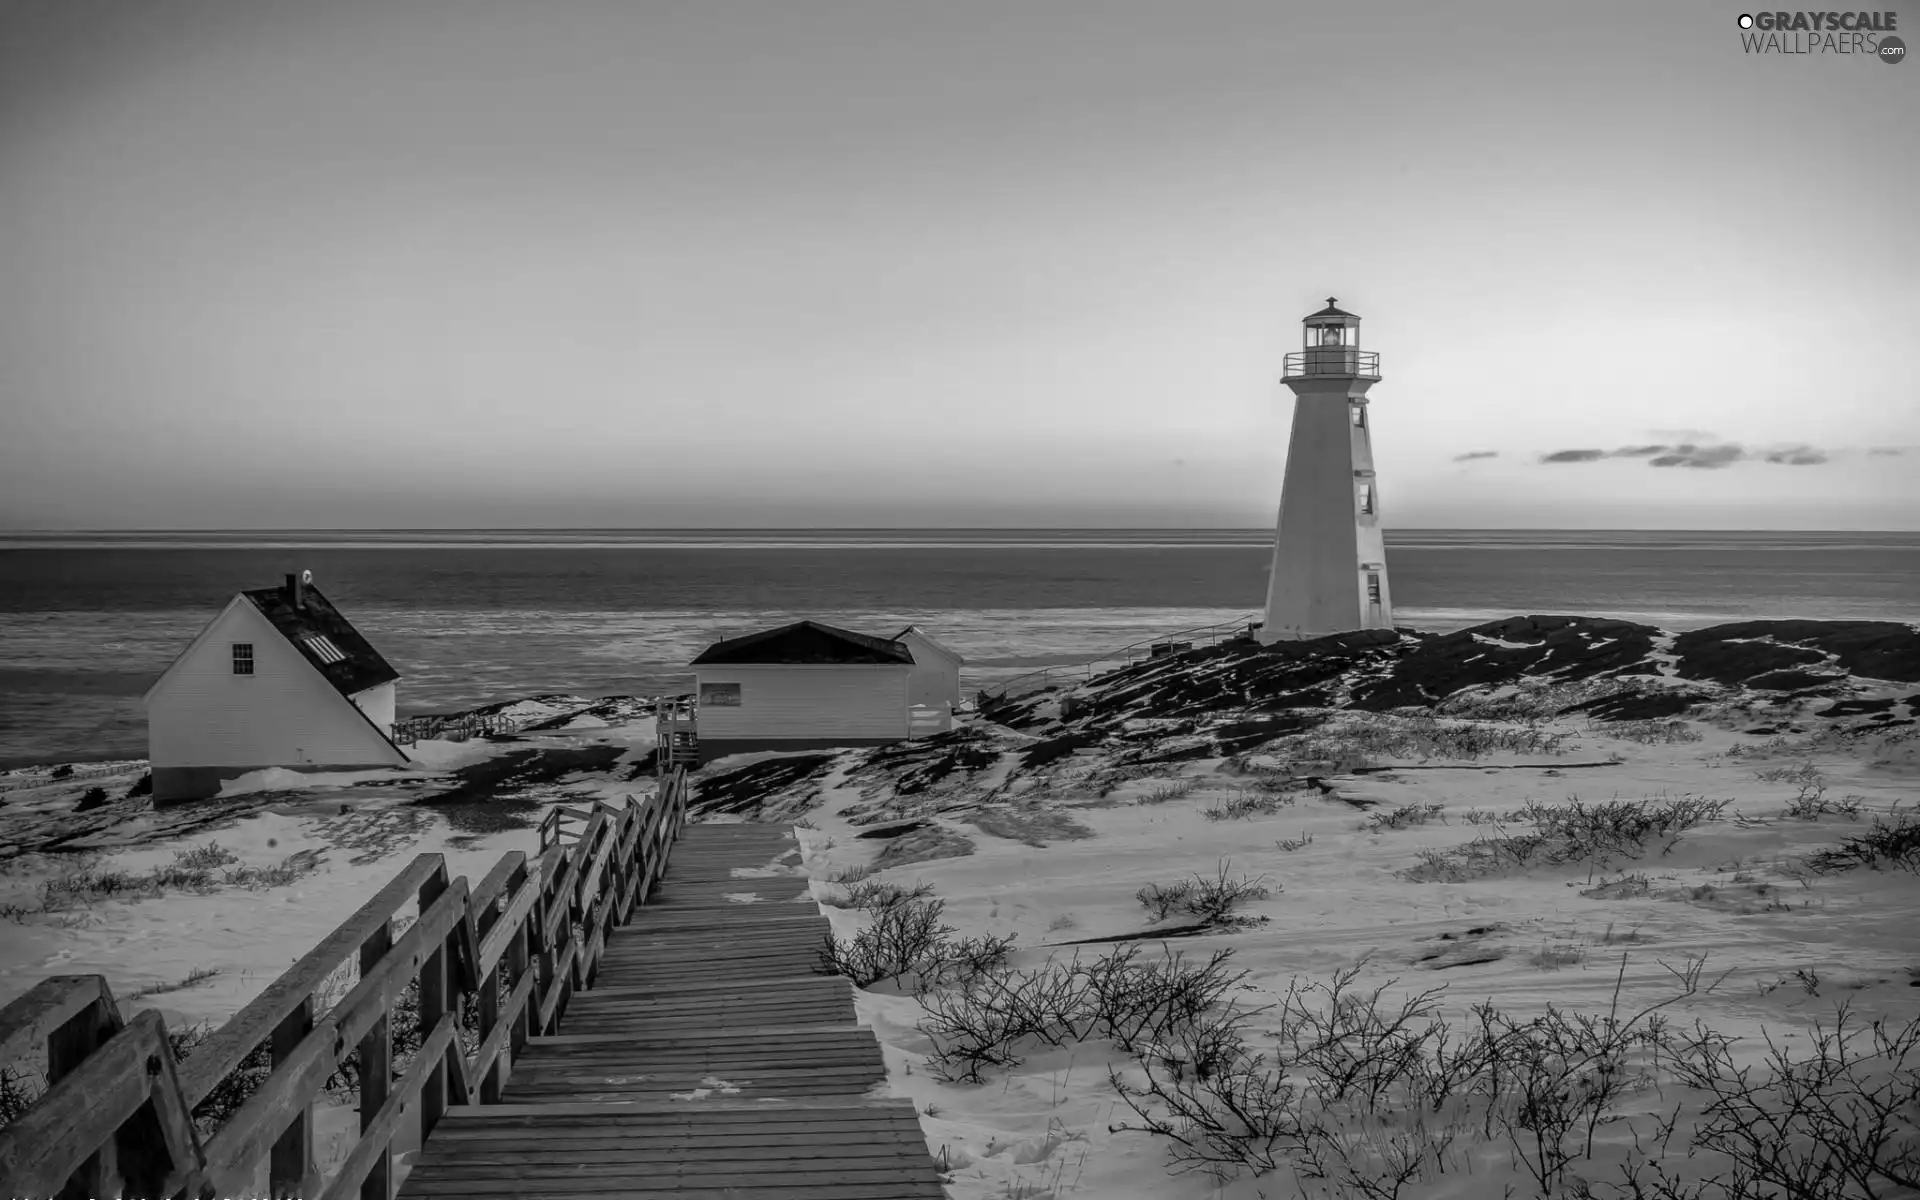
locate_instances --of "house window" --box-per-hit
[1358,483,1375,515]
[232,643,255,675]
[1366,573,1383,605]
[700,682,742,708]
[303,635,347,665]
[1350,404,1365,428]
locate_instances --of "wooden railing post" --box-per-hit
[357,919,393,1200]
[49,988,119,1200]
[507,903,531,1068]
[268,996,314,1199]
[475,861,513,1105]
[416,871,450,1141]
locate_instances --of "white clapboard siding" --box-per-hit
[694,665,910,740]
[146,600,405,770]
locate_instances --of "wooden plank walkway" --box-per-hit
[399,823,947,1199]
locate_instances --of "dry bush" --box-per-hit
[1597,720,1704,745]
[1206,790,1296,821]
[1110,955,1718,1194]
[1294,713,1572,763]
[1805,810,1920,874]
[1137,861,1273,927]
[1785,791,1863,821]
[821,877,935,913]
[1404,796,1729,882]
[920,945,1253,1083]
[816,896,1014,991]
[1138,779,1202,805]
[1635,1008,1920,1200]
[1363,803,1446,833]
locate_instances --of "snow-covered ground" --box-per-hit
[2,616,1917,1199]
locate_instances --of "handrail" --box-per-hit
[392,713,520,748]
[1281,348,1381,379]
[0,766,692,1199]
[983,613,1260,702]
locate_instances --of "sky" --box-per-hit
[0,0,1915,530]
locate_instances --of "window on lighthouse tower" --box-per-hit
[1358,483,1375,515]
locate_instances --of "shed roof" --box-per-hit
[691,620,915,666]
[892,625,966,665]
[241,580,401,697]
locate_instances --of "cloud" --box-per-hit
[1869,446,1905,457]
[1648,443,1745,469]
[1452,450,1499,461]
[1535,439,1834,469]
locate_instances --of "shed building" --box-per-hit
[143,572,409,803]
[689,620,915,763]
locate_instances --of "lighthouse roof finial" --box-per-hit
[1308,297,1359,321]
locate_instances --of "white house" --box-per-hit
[688,620,916,763]
[143,572,410,803]
[893,625,965,712]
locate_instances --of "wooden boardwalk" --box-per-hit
[398,823,947,1199]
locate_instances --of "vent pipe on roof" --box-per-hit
[286,572,304,609]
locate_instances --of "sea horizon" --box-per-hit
[6,527,1919,551]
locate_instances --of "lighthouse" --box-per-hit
[1257,298,1392,644]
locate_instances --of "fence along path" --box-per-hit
[397,821,946,1198]
[0,770,687,1199]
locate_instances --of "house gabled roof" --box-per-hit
[240,581,400,698]
[892,625,966,666]
[692,620,915,666]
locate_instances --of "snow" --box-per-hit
[4,658,1918,1200]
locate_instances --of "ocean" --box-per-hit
[1,529,1915,769]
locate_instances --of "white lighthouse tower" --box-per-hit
[1257,298,1392,643]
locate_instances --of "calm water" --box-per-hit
[1,529,1915,768]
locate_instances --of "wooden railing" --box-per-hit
[0,766,692,1200]
[0,763,134,794]
[390,713,520,748]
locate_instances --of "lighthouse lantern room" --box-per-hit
[1259,298,1392,643]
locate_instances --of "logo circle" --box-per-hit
[1737,13,1754,27]
[1880,35,1906,63]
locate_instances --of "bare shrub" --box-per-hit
[821,878,934,913]
[1784,790,1863,821]
[1110,955,1712,1192]
[1275,713,1570,766]
[1138,779,1201,805]
[1407,796,1729,882]
[1206,790,1295,821]
[1660,1008,1920,1199]
[817,897,957,988]
[1363,803,1445,832]
[816,896,1014,991]
[1805,810,1920,874]
[1755,761,1823,785]
[1137,861,1273,927]
[1596,720,1704,745]
[923,946,1255,1084]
